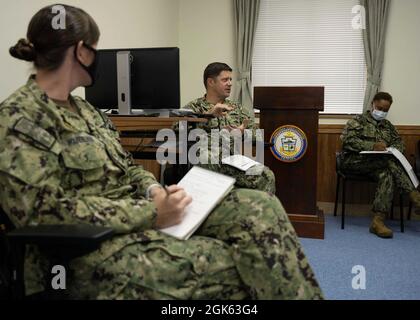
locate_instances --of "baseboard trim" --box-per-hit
[289,210,325,239]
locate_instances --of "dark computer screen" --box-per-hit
[85,47,180,110]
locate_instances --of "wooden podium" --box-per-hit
[254,87,325,239]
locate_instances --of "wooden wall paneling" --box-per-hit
[317,128,342,202]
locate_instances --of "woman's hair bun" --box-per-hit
[9,38,36,62]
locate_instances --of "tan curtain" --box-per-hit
[233,0,261,116]
[361,0,391,111]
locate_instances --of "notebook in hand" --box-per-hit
[360,147,419,188]
[159,166,236,240]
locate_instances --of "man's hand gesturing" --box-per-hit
[206,103,234,117]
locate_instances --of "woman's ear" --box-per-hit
[74,40,85,61]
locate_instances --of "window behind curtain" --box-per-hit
[252,0,366,114]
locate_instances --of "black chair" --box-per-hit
[0,207,114,300]
[334,152,405,232]
[408,140,420,218]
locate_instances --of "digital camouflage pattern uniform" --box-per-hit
[184,97,256,133]
[0,77,322,299]
[182,96,276,194]
[340,110,415,214]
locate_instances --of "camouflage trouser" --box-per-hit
[200,163,276,194]
[342,154,415,214]
[72,189,322,300]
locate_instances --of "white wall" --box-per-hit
[0,0,179,101]
[2,0,418,125]
[381,0,420,125]
[318,0,420,125]
[178,0,236,106]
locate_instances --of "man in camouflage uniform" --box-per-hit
[182,62,275,193]
[340,92,420,238]
[0,76,323,299]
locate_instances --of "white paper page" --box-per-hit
[388,147,419,188]
[221,155,259,171]
[406,168,420,188]
[160,166,236,240]
[388,147,411,169]
[360,150,392,154]
[360,147,419,188]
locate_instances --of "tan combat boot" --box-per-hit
[369,213,393,238]
[409,190,420,214]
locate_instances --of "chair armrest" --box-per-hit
[4,225,114,299]
[6,224,114,258]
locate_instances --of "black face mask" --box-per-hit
[74,43,98,87]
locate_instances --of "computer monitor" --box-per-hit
[85,47,180,115]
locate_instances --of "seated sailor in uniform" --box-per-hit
[340,92,420,238]
[181,62,276,193]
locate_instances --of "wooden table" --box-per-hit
[109,116,207,132]
[109,116,207,179]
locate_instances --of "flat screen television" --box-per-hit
[85,47,180,115]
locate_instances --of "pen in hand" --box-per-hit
[163,185,171,198]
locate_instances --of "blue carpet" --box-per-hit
[299,215,420,300]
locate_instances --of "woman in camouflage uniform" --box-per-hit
[341,92,420,238]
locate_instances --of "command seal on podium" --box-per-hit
[270,125,308,163]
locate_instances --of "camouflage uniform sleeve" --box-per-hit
[182,100,199,112]
[183,99,219,131]
[341,118,376,152]
[126,164,160,195]
[231,102,258,141]
[387,122,405,153]
[93,106,160,194]
[0,113,157,234]
[237,102,256,130]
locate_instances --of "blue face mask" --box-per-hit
[371,109,388,121]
